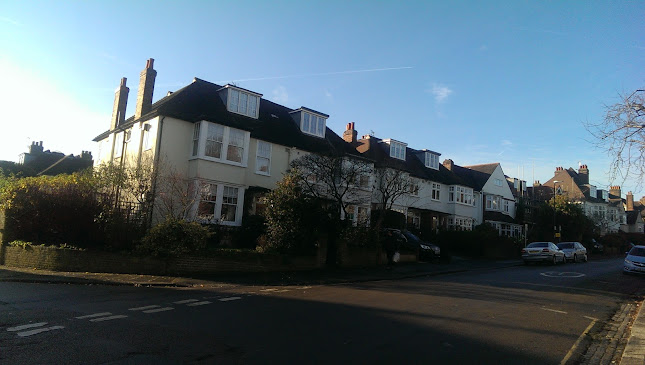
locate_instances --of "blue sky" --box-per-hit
[1,1,643,195]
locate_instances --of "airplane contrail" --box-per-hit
[218,66,414,83]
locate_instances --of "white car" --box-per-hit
[522,242,566,265]
[623,245,645,275]
[557,242,588,263]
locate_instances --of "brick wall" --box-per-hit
[0,245,324,275]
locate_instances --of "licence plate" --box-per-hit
[529,250,541,254]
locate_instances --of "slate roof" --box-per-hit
[451,164,497,191]
[484,211,519,224]
[93,78,360,158]
[353,137,468,186]
[626,211,643,225]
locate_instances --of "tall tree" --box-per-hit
[586,89,645,192]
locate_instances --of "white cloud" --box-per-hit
[271,85,289,104]
[0,16,21,26]
[501,139,513,147]
[431,83,453,103]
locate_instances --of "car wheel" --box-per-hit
[573,254,577,263]
[562,255,567,264]
[552,255,557,265]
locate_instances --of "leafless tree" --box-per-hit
[290,153,373,220]
[586,89,645,192]
[372,167,415,230]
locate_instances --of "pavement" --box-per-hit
[1,256,644,364]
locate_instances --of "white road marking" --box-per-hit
[143,307,174,313]
[297,286,312,290]
[7,322,47,332]
[260,289,279,292]
[541,307,568,314]
[560,318,597,365]
[17,326,64,337]
[90,315,128,322]
[219,297,242,302]
[584,316,599,321]
[76,312,112,319]
[173,299,199,304]
[540,271,586,278]
[186,301,212,306]
[129,305,161,311]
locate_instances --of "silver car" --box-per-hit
[623,245,645,275]
[522,242,566,265]
[557,242,588,263]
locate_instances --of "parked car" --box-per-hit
[591,239,604,254]
[382,229,441,261]
[623,245,645,275]
[557,242,588,263]
[522,242,566,265]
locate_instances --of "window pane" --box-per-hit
[248,96,257,118]
[303,113,310,132]
[229,89,239,112]
[227,145,243,163]
[205,141,222,158]
[207,124,224,142]
[317,116,324,135]
[221,187,238,222]
[239,92,248,115]
[257,156,269,173]
[228,129,244,147]
[257,141,270,157]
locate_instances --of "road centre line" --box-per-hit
[541,307,568,314]
[173,299,199,304]
[129,305,161,311]
[17,326,64,337]
[143,307,174,313]
[186,301,212,306]
[219,297,242,302]
[7,322,48,332]
[90,315,128,322]
[76,312,112,319]
[560,318,597,365]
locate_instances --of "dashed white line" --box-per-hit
[260,289,279,292]
[541,307,568,314]
[129,305,161,311]
[219,297,242,302]
[584,316,599,321]
[90,315,128,322]
[173,299,199,304]
[186,301,212,306]
[76,312,112,319]
[7,322,48,332]
[143,307,174,314]
[17,326,64,337]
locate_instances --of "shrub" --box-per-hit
[137,219,209,257]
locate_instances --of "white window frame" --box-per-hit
[192,123,200,157]
[425,152,439,169]
[255,140,271,175]
[503,199,510,213]
[407,211,421,229]
[450,186,473,205]
[142,123,153,151]
[409,179,419,196]
[494,179,503,186]
[431,183,441,201]
[227,88,260,119]
[300,112,326,138]
[113,132,124,158]
[389,141,406,160]
[192,121,250,167]
[195,182,244,226]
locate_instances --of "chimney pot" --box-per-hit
[342,121,357,143]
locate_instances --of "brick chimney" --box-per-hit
[578,164,589,185]
[110,77,129,130]
[610,185,621,199]
[135,58,157,120]
[343,122,358,143]
[626,191,635,211]
[443,159,454,171]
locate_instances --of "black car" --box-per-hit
[383,229,441,261]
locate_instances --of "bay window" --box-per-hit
[192,121,250,166]
[196,182,244,226]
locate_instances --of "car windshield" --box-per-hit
[628,247,645,257]
[558,243,574,249]
[402,231,420,242]
[527,242,548,248]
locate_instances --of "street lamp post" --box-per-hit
[552,180,560,242]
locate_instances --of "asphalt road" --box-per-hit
[0,257,642,364]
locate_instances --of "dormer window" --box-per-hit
[384,139,407,160]
[290,107,328,138]
[424,151,439,169]
[219,85,261,119]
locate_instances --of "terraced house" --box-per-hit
[93,59,365,226]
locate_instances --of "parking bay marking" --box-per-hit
[7,322,49,332]
[129,305,161,311]
[541,307,568,314]
[186,301,212,306]
[143,307,174,314]
[76,312,112,319]
[90,315,128,322]
[174,299,199,304]
[540,271,586,278]
[219,297,242,302]
[16,326,65,337]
